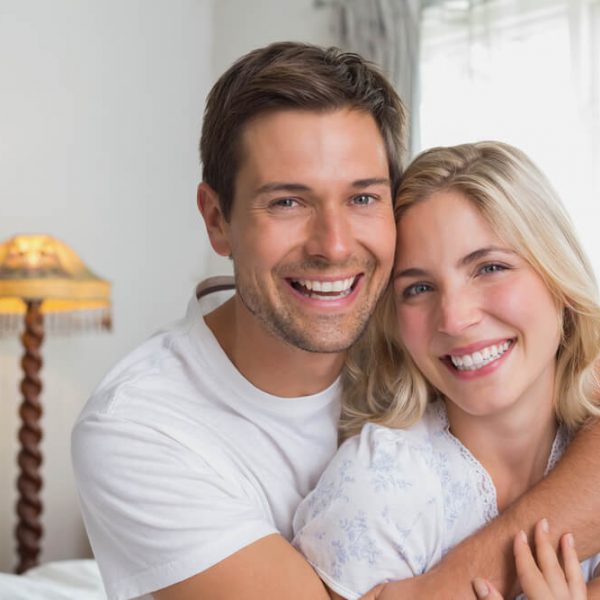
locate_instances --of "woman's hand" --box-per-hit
[473,519,587,599]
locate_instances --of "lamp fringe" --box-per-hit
[0,309,111,337]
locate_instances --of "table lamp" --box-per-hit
[0,234,111,574]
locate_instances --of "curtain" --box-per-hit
[323,0,599,267]
[569,0,600,198]
[328,0,423,154]
[418,0,600,268]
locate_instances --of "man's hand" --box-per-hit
[473,519,587,599]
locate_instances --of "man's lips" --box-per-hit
[287,274,361,299]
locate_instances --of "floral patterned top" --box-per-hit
[293,399,599,600]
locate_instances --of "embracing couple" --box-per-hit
[72,42,600,600]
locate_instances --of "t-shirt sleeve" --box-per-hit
[292,424,444,600]
[584,553,600,582]
[72,407,277,600]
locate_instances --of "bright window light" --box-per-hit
[419,0,600,270]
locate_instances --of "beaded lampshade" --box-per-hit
[0,234,111,574]
[0,234,111,334]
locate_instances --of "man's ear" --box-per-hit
[197,182,232,257]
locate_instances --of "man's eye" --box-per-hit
[271,198,298,209]
[402,283,433,299]
[352,194,375,206]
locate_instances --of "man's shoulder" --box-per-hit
[79,324,193,421]
[79,277,236,421]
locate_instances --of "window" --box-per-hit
[419,0,600,268]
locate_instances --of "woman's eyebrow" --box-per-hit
[393,246,516,281]
[459,246,516,267]
[393,267,428,280]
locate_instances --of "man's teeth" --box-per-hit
[450,341,512,371]
[292,277,355,298]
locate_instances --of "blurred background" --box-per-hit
[0,0,598,572]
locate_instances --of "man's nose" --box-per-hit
[304,207,353,263]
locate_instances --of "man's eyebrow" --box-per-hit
[254,177,391,196]
[393,246,515,280]
[254,182,311,195]
[351,177,391,189]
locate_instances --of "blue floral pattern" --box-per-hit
[293,400,597,600]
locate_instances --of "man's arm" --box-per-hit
[377,419,600,599]
[152,534,331,600]
[589,579,600,598]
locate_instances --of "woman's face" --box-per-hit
[393,189,561,420]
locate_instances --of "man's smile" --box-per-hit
[287,275,361,300]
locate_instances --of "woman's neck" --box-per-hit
[445,391,558,512]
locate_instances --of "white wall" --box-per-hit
[0,0,214,571]
[0,0,337,573]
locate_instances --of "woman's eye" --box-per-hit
[402,283,432,299]
[479,263,508,275]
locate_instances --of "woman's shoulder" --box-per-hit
[340,399,447,460]
[308,401,448,504]
[293,402,449,591]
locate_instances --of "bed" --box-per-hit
[0,560,105,599]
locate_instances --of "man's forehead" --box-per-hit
[234,108,390,187]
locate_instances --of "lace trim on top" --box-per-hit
[430,400,570,522]
[545,423,571,475]
[431,401,499,522]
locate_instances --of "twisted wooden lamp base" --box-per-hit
[15,299,44,574]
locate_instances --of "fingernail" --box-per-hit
[541,518,549,533]
[519,530,528,544]
[566,533,574,547]
[473,578,489,598]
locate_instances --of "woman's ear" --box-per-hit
[197,182,232,257]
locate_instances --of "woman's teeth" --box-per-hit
[449,340,512,371]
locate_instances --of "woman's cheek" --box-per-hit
[396,305,430,357]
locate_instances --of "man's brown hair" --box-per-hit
[200,41,406,220]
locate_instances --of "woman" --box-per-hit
[293,141,600,599]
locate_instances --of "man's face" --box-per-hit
[222,108,396,353]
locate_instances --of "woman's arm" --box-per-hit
[376,419,600,599]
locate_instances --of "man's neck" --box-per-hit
[204,296,345,398]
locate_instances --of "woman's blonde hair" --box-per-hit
[340,141,600,442]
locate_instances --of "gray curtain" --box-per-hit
[329,0,423,155]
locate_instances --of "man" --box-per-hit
[72,42,600,600]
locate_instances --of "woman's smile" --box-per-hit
[394,189,561,422]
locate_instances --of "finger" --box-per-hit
[533,518,569,594]
[514,529,552,598]
[560,533,587,599]
[473,578,504,599]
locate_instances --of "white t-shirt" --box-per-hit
[72,283,341,600]
[293,399,600,600]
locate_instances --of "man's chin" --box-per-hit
[274,321,370,354]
